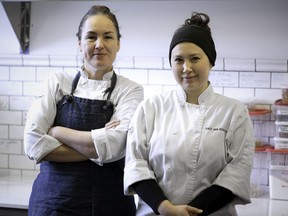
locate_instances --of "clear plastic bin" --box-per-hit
[249,109,272,149]
[250,152,269,198]
[267,149,288,200]
[273,137,288,150]
[274,99,288,122]
[282,87,288,103]
[275,122,288,139]
[269,166,288,200]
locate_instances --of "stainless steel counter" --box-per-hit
[0,172,34,209]
[1,172,288,216]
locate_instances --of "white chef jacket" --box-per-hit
[124,83,255,216]
[24,69,144,165]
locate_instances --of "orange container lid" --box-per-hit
[255,145,273,152]
[266,148,288,153]
[248,108,272,116]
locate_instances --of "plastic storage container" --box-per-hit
[274,99,288,122]
[268,151,286,166]
[250,152,269,198]
[269,100,288,200]
[273,137,288,150]
[267,149,288,200]
[249,109,272,149]
[269,166,288,200]
[275,122,288,139]
[282,87,288,103]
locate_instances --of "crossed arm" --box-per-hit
[43,120,120,162]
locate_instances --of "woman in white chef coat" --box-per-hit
[124,12,255,216]
[24,5,143,216]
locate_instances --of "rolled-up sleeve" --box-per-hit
[24,121,61,163]
[90,82,144,165]
[24,73,63,163]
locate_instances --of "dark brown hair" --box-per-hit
[183,12,212,36]
[76,5,121,40]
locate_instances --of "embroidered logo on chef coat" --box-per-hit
[205,127,227,133]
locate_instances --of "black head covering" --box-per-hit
[169,25,216,66]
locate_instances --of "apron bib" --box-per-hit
[28,72,136,216]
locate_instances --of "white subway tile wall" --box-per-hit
[148,69,176,85]
[10,66,36,81]
[212,58,224,71]
[0,96,8,110]
[0,66,9,80]
[134,56,163,69]
[0,125,8,139]
[256,59,288,72]
[0,81,23,95]
[0,154,8,168]
[209,71,239,87]
[49,55,78,67]
[240,72,270,88]
[271,72,288,88]
[0,55,22,66]
[115,56,134,69]
[36,67,62,82]
[118,68,148,85]
[225,58,256,72]
[0,111,22,125]
[9,155,35,170]
[10,96,34,111]
[255,89,282,104]
[223,87,255,101]
[22,55,50,67]
[0,55,287,180]
[0,140,22,154]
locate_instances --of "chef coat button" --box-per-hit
[189,170,194,175]
[171,130,176,135]
[128,127,133,133]
[80,79,87,85]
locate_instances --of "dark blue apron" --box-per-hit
[28,71,136,216]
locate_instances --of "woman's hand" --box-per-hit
[158,200,203,216]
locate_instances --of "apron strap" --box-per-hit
[68,70,117,110]
[70,71,117,99]
[103,71,117,100]
[71,71,81,95]
[65,71,81,102]
[103,71,117,110]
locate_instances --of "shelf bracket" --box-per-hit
[2,2,31,54]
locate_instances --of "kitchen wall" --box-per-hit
[0,0,288,179]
